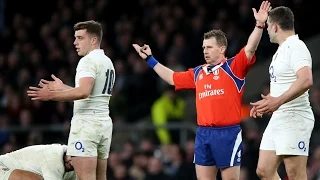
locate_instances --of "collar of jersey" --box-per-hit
[202,59,226,75]
[88,49,104,55]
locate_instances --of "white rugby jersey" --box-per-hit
[74,49,115,116]
[0,144,74,180]
[269,35,313,116]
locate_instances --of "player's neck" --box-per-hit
[277,31,296,45]
[84,46,101,56]
[208,58,225,66]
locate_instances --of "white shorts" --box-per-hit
[67,115,113,159]
[260,111,314,156]
[0,162,14,180]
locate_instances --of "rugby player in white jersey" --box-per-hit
[250,6,314,180]
[0,144,75,180]
[27,20,115,180]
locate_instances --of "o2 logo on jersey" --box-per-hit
[102,69,115,95]
[298,141,306,152]
[75,141,85,152]
[269,66,277,82]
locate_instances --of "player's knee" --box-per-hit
[256,166,268,179]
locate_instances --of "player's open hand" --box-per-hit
[38,74,64,91]
[252,94,282,114]
[250,99,265,118]
[27,85,52,101]
[132,44,152,59]
[252,1,272,24]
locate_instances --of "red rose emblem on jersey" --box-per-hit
[2,168,10,171]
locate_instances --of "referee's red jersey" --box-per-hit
[173,47,256,126]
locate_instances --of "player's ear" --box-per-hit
[91,37,97,45]
[274,24,278,33]
[220,46,226,54]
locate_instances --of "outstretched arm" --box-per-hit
[245,1,271,60]
[133,44,174,85]
[132,44,196,90]
[153,63,175,85]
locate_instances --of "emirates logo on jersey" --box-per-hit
[198,89,224,99]
[199,84,224,99]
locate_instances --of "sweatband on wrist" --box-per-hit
[146,56,159,68]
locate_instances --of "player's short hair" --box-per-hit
[268,6,295,31]
[74,20,103,43]
[203,29,228,48]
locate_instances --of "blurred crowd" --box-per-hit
[0,0,319,179]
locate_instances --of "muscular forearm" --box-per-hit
[278,77,312,105]
[153,63,175,85]
[51,87,88,101]
[245,22,264,57]
[62,84,73,90]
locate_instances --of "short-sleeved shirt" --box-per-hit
[74,49,115,116]
[269,35,313,118]
[0,144,73,180]
[173,47,255,126]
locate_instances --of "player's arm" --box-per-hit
[28,78,93,102]
[50,58,96,101]
[244,1,271,60]
[50,77,94,101]
[59,84,73,90]
[254,47,313,114]
[255,67,312,114]
[277,45,313,104]
[28,58,96,101]
[7,169,44,180]
[133,44,174,85]
[278,67,313,105]
[132,44,195,89]
[278,67,313,104]
[153,63,175,85]
[39,74,73,91]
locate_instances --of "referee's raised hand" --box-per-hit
[132,44,152,59]
[252,0,272,25]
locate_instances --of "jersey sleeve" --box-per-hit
[76,57,97,79]
[173,68,196,90]
[288,45,312,73]
[231,46,256,78]
[41,161,64,180]
[40,145,65,180]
